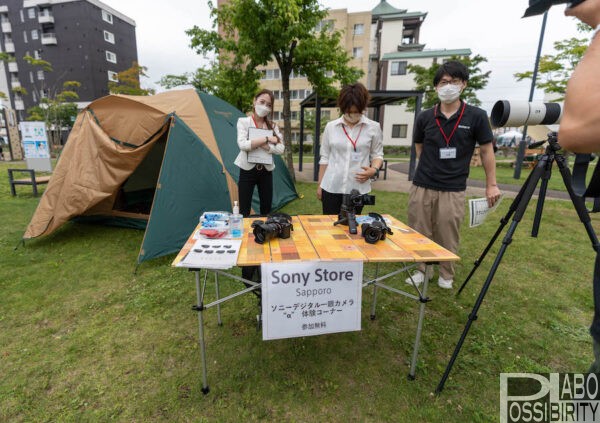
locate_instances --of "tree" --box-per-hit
[22,55,81,146]
[186,0,363,181]
[406,54,491,111]
[157,62,261,112]
[108,61,155,96]
[514,23,592,101]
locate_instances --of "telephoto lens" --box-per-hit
[491,100,562,128]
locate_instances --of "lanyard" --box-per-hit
[434,102,466,147]
[251,115,263,129]
[342,123,363,152]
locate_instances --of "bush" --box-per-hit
[291,143,314,154]
[383,146,411,156]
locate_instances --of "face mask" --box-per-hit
[344,112,362,124]
[437,84,462,104]
[255,104,271,118]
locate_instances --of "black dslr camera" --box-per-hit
[334,189,376,234]
[523,0,586,17]
[361,212,393,244]
[251,213,293,244]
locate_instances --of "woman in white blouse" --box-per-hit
[317,82,384,215]
[234,89,285,217]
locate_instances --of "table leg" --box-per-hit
[214,272,222,326]
[409,274,429,380]
[369,263,380,320]
[195,270,210,394]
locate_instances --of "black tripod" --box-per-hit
[436,133,600,393]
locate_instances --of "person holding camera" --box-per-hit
[235,88,285,218]
[406,60,501,290]
[317,82,384,215]
[556,0,600,372]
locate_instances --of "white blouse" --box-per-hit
[319,115,384,194]
[234,116,285,171]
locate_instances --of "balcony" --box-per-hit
[38,11,54,24]
[41,32,57,45]
[4,41,14,53]
[7,61,17,72]
[10,79,20,89]
[14,99,24,110]
[1,21,11,33]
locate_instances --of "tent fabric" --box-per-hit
[23,89,299,263]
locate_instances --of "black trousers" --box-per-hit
[238,166,272,301]
[321,189,363,216]
[238,166,273,218]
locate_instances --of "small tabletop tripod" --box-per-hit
[436,132,600,393]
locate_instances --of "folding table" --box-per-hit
[172,214,459,394]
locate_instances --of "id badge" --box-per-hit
[439,147,457,159]
[351,152,361,162]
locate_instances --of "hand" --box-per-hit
[316,186,322,201]
[486,185,501,208]
[355,166,375,183]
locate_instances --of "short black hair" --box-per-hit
[433,60,469,86]
[337,82,370,113]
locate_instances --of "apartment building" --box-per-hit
[258,0,471,146]
[0,0,137,120]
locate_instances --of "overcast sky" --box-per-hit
[99,0,586,113]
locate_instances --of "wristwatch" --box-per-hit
[370,167,380,181]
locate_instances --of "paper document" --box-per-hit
[469,195,504,228]
[247,127,274,165]
[177,239,242,269]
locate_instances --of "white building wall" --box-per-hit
[379,20,404,58]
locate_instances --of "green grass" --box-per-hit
[0,160,597,421]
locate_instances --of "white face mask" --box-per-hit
[343,112,362,124]
[437,84,462,104]
[255,104,271,118]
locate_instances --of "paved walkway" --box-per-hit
[294,160,572,201]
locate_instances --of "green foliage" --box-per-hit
[406,54,490,111]
[186,0,363,180]
[514,23,592,100]
[108,61,155,96]
[23,54,53,72]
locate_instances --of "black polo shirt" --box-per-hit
[412,101,493,192]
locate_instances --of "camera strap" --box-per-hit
[572,153,600,212]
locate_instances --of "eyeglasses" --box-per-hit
[437,79,463,87]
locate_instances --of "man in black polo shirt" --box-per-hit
[405,60,501,290]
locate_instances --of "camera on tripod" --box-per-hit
[251,213,293,244]
[360,212,393,244]
[334,189,376,234]
[523,0,586,17]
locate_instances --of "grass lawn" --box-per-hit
[0,160,598,421]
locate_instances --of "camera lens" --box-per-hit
[491,100,562,128]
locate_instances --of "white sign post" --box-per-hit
[261,261,363,340]
[20,121,52,172]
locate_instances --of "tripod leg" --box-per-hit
[437,159,547,394]
[555,154,600,251]
[531,163,552,237]
[456,166,538,296]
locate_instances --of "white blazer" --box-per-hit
[234,116,285,171]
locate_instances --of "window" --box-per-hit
[23,30,27,43]
[34,50,41,59]
[291,111,298,121]
[353,23,364,35]
[315,19,333,32]
[107,70,118,82]
[272,90,280,100]
[392,124,408,138]
[27,8,35,19]
[273,111,282,121]
[31,29,38,40]
[261,68,280,80]
[37,70,44,80]
[103,30,115,44]
[391,61,408,76]
[102,10,113,24]
[105,50,117,63]
[352,47,363,58]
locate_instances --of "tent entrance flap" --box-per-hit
[112,134,168,217]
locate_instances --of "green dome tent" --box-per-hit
[23,89,298,263]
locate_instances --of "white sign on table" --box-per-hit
[261,261,363,340]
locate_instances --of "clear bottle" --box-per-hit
[230,201,243,238]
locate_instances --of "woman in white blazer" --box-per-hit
[235,89,285,217]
